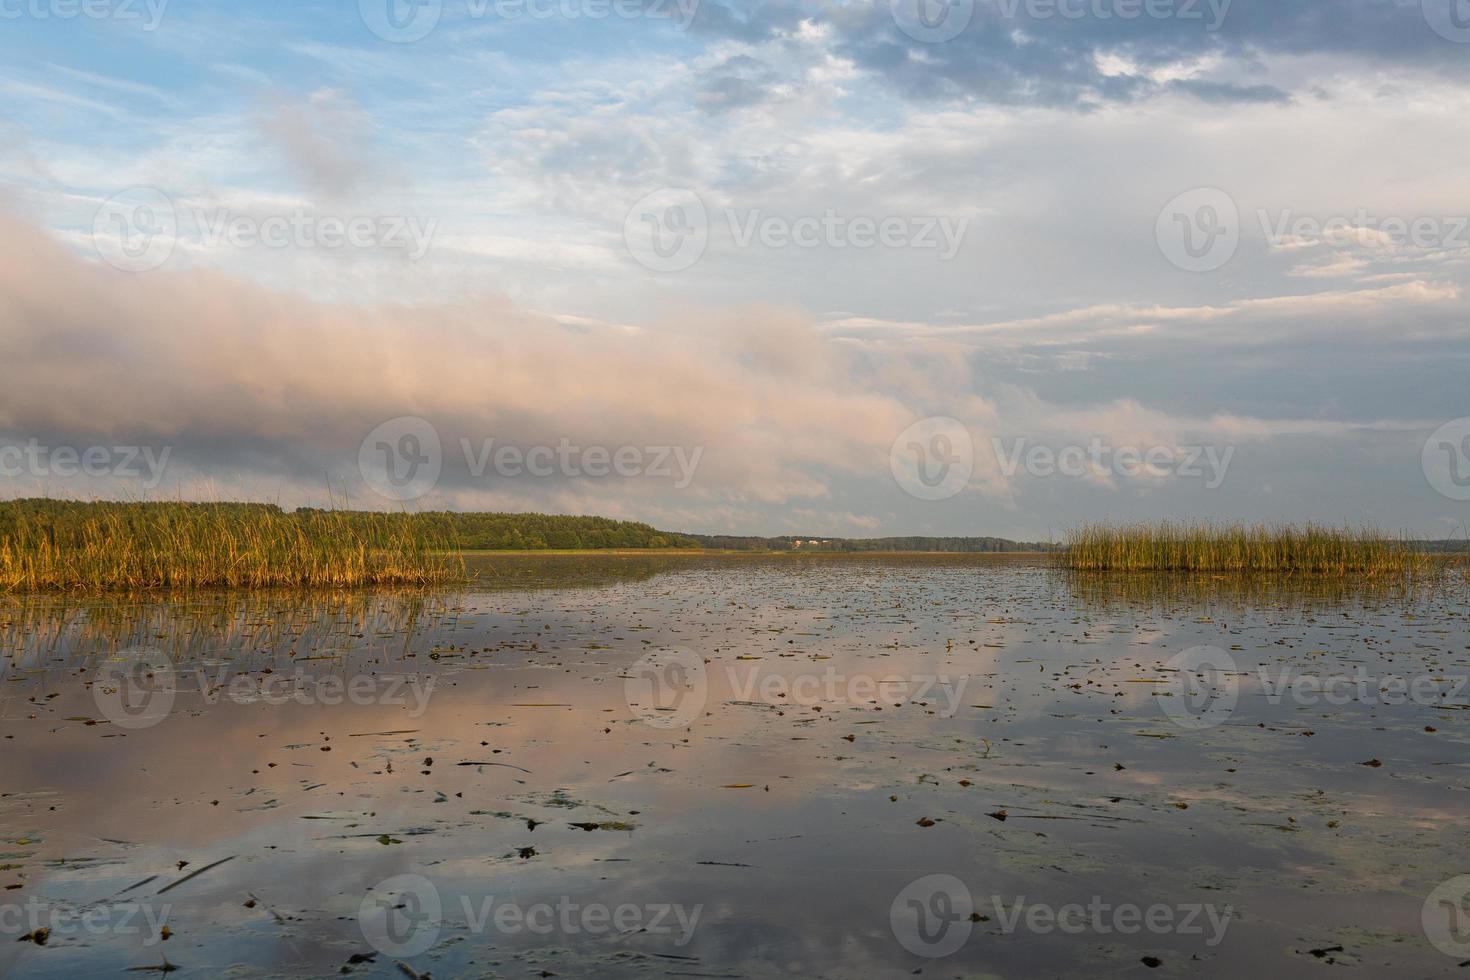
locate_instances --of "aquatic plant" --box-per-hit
[1060,522,1429,576]
[0,499,463,591]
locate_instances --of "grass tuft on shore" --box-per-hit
[1061,522,1428,576]
[0,500,463,592]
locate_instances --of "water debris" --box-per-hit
[568,821,636,832]
[155,855,236,895]
[456,761,534,773]
[110,875,159,897]
[3,553,1466,977]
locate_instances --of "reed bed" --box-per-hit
[1061,522,1428,576]
[0,500,463,592]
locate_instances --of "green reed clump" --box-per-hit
[0,499,463,592]
[1061,522,1428,576]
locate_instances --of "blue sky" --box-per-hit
[2,0,1469,538]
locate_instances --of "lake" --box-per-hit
[2,554,1467,977]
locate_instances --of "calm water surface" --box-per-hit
[1,554,1468,977]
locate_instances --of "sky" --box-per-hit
[1,0,1469,540]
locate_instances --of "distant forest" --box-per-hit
[16,499,1455,554]
[0,500,1054,552]
[297,509,702,550]
[684,534,1056,552]
[0,500,700,551]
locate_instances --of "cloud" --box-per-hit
[4,198,1459,537]
[1165,78,1290,103]
[7,1,1470,539]
[686,0,1466,109]
[0,208,929,517]
[696,53,789,111]
[822,279,1464,348]
[255,88,380,199]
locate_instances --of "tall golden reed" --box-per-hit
[1061,521,1428,576]
[0,500,463,591]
